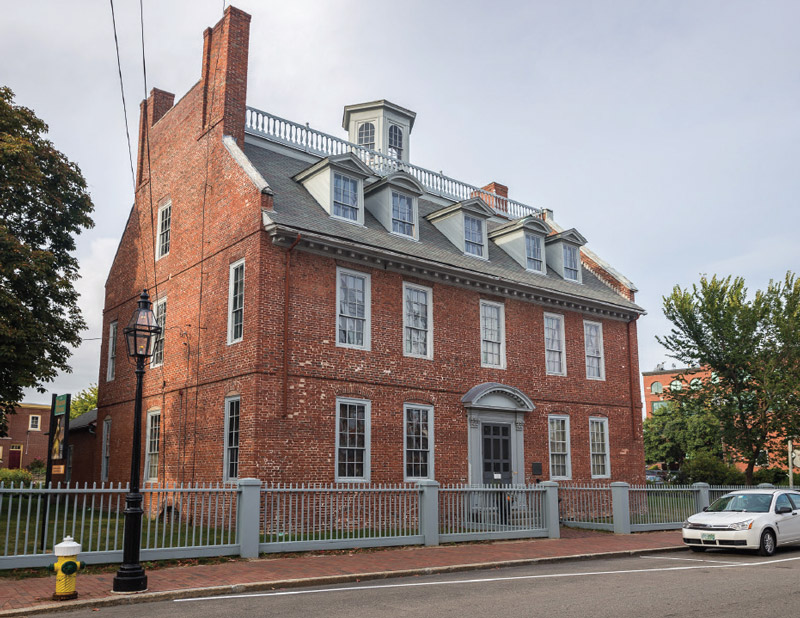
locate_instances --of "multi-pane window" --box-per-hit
[228,260,245,344]
[388,125,403,159]
[156,201,171,259]
[101,417,111,482]
[28,415,40,431]
[650,381,663,394]
[464,215,484,257]
[333,172,359,221]
[404,283,432,359]
[145,410,161,482]
[480,300,505,368]
[107,321,117,381]
[670,380,683,391]
[357,122,375,150]
[652,401,669,413]
[336,399,370,481]
[151,298,166,367]
[405,405,433,480]
[544,313,565,375]
[563,244,580,281]
[584,321,605,380]
[336,268,370,349]
[525,233,544,272]
[391,191,414,237]
[589,418,610,478]
[224,397,240,481]
[548,416,571,479]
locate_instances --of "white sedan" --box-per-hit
[682,489,800,556]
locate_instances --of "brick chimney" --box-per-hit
[475,181,509,214]
[201,6,251,145]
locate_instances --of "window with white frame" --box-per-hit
[652,401,669,413]
[333,172,360,222]
[156,201,171,259]
[145,410,161,482]
[589,417,610,478]
[336,398,370,481]
[403,283,432,359]
[227,260,245,344]
[151,298,166,367]
[357,122,375,150]
[391,191,414,237]
[563,244,579,281]
[525,233,544,272]
[388,125,403,159]
[28,415,41,431]
[224,396,240,481]
[480,300,505,368]
[670,379,683,391]
[583,321,605,380]
[544,313,566,375]
[548,416,571,479]
[404,405,433,480]
[650,381,663,394]
[106,321,117,381]
[101,417,111,482]
[336,268,370,349]
[464,215,484,257]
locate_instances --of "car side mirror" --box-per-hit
[776,505,792,514]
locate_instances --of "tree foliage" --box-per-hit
[642,402,723,468]
[0,87,94,435]
[658,273,800,484]
[70,384,97,419]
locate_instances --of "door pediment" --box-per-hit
[461,382,535,412]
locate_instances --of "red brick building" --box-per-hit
[642,365,711,419]
[96,7,646,487]
[0,403,50,471]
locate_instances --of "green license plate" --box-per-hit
[701,533,715,541]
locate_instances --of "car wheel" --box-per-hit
[689,546,706,553]
[758,529,776,557]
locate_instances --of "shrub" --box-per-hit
[25,458,46,475]
[0,468,34,486]
[675,451,745,485]
[753,467,789,485]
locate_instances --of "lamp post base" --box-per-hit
[112,565,148,593]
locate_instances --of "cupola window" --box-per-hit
[388,125,403,159]
[357,122,375,150]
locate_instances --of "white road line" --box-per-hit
[174,555,800,604]
[645,556,741,565]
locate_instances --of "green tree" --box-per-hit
[0,87,94,436]
[70,384,97,419]
[643,402,723,468]
[658,273,800,484]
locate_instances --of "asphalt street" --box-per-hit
[61,547,800,618]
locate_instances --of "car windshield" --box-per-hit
[707,494,772,513]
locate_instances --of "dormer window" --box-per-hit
[392,191,414,237]
[464,215,484,257]
[333,172,359,221]
[388,125,403,159]
[525,233,544,272]
[357,122,375,150]
[563,244,580,281]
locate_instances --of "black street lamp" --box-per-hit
[113,289,161,593]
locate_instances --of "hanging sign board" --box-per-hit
[54,394,69,416]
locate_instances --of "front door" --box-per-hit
[9,445,22,469]
[482,423,512,485]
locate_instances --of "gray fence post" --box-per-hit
[611,482,631,534]
[237,478,262,558]
[418,480,440,546]
[539,481,560,539]
[692,482,710,512]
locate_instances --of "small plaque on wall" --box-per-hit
[531,462,543,476]
[52,465,65,474]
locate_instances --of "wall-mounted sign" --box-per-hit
[52,465,65,474]
[54,394,69,416]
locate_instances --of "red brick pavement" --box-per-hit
[0,529,683,614]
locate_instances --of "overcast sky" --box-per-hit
[3,1,799,406]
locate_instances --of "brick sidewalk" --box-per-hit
[0,529,684,614]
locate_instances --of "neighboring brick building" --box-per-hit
[96,7,646,488]
[642,364,711,419]
[0,403,50,471]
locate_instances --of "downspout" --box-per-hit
[283,234,302,418]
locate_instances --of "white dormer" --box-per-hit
[427,197,494,259]
[545,228,587,284]
[364,172,425,240]
[342,100,416,163]
[293,153,376,225]
[488,216,551,274]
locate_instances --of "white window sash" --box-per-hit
[28,415,40,431]
[107,321,117,382]
[544,312,566,376]
[464,215,485,257]
[223,396,240,481]
[589,418,610,479]
[403,404,434,481]
[331,172,361,223]
[391,191,415,238]
[525,233,544,272]
[547,415,571,480]
[563,244,580,281]
[480,300,506,369]
[335,398,371,482]
[227,259,245,344]
[403,282,433,359]
[150,298,167,368]
[156,202,171,259]
[583,321,605,381]
[144,410,161,482]
[101,418,111,482]
[335,267,371,350]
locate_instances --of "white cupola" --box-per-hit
[342,100,416,163]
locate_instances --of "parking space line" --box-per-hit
[645,556,741,565]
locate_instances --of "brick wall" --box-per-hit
[0,404,50,470]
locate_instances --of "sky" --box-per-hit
[3,0,799,406]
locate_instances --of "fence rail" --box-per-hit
[245,106,545,220]
[629,485,700,532]
[559,483,614,531]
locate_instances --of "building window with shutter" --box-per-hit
[583,321,605,380]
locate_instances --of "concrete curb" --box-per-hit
[0,545,685,616]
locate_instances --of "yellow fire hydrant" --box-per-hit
[48,536,85,601]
